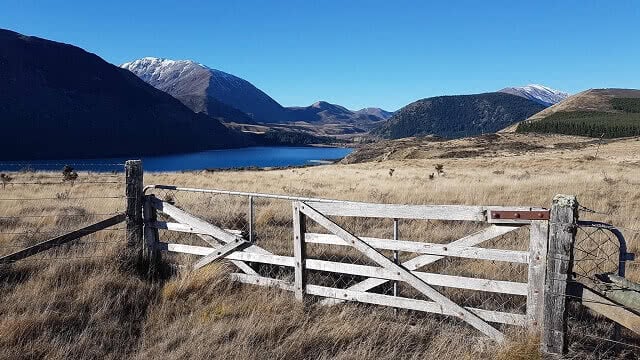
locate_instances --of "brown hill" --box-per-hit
[502,88,640,132]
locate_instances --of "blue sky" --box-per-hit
[2,0,639,110]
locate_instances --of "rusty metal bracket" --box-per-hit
[489,210,550,221]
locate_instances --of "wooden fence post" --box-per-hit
[527,220,549,333]
[542,194,578,355]
[143,194,160,272]
[293,202,307,301]
[125,160,144,259]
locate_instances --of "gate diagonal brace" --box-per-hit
[193,238,250,270]
[297,201,505,342]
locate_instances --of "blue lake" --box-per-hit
[0,146,353,172]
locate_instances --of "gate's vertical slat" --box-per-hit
[393,219,399,300]
[526,220,549,332]
[542,195,578,355]
[293,202,307,301]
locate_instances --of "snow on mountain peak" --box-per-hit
[499,84,569,106]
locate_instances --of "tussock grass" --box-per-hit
[0,134,638,358]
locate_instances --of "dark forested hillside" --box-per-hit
[373,92,546,139]
[515,92,640,138]
[0,29,248,159]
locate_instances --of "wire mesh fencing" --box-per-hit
[573,221,631,284]
[562,221,640,356]
[0,163,126,261]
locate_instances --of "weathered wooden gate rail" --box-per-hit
[141,184,583,348]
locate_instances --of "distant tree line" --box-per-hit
[516,110,640,138]
[611,97,640,113]
[251,129,345,146]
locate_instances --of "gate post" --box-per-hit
[292,202,307,301]
[125,160,144,260]
[542,194,578,355]
[143,194,161,272]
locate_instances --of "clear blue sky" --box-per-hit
[2,0,639,111]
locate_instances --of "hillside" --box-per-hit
[372,92,546,139]
[121,57,287,123]
[354,107,394,120]
[513,88,640,138]
[0,30,248,160]
[286,101,388,127]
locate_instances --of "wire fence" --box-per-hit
[561,219,640,355]
[0,163,126,261]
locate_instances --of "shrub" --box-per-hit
[62,165,78,182]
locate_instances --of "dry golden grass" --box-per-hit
[0,133,639,359]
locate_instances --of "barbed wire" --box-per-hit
[0,212,123,219]
[583,334,640,350]
[0,240,125,249]
[0,163,126,167]
[578,204,611,216]
[0,196,125,201]
[0,255,114,263]
[0,228,125,236]
[3,181,123,185]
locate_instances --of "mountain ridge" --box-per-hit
[121,57,288,123]
[0,29,247,159]
[499,84,568,106]
[122,57,392,126]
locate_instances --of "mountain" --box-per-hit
[0,29,247,160]
[121,57,287,123]
[122,58,391,127]
[285,101,388,125]
[513,88,640,138]
[287,101,353,123]
[372,92,547,139]
[354,107,394,120]
[499,84,569,106]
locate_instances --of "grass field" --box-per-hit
[0,133,639,359]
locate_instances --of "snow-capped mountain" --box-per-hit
[121,57,392,125]
[499,84,569,107]
[121,57,288,122]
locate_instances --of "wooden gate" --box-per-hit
[143,189,551,343]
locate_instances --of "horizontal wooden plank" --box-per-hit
[230,273,295,292]
[0,214,126,264]
[486,206,549,224]
[306,258,528,295]
[306,284,526,326]
[305,233,528,263]
[157,242,526,295]
[151,221,243,236]
[156,242,295,267]
[229,273,525,326]
[303,201,487,221]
